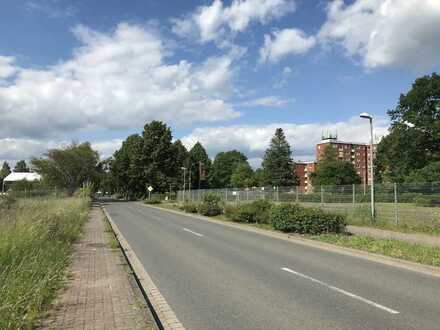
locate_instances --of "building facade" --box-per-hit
[316,137,375,185]
[294,161,316,192]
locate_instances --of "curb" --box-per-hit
[142,203,440,279]
[101,206,185,330]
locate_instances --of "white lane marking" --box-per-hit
[281,267,399,314]
[183,227,204,237]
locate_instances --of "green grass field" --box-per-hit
[0,196,90,329]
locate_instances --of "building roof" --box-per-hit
[318,139,370,146]
[3,172,42,182]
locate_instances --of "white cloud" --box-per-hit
[0,23,240,139]
[172,0,296,43]
[259,28,316,63]
[318,0,440,70]
[91,139,123,159]
[181,116,389,163]
[240,96,293,107]
[0,56,17,79]
[25,0,77,18]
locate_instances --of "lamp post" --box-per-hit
[360,112,375,221]
[181,167,186,202]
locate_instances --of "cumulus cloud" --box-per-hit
[172,0,296,43]
[181,116,389,165]
[318,0,440,70]
[259,28,316,63]
[0,23,240,139]
[240,96,293,107]
[0,56,17,79]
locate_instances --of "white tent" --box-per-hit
[4,172,42,182]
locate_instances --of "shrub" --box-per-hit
[414,196,440,207]
[144,196,162,205]
[225,199,273,223]
[270,204,346,234]
[0,194,16,210]
[198,193,222,216]
[181,202,198,213]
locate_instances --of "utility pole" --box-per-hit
[181,167,186,202]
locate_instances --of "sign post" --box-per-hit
[148,186,153,200]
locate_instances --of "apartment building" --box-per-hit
[294,161,316,192]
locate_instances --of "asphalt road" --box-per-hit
[103,201,440,330]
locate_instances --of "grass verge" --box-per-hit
[0,196,90,329]
[310,234,440,267]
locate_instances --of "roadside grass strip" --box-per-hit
[0,197,90,329]
[310,234,440,267]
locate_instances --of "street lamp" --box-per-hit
[181,167,186,202]
[360,112,375,221]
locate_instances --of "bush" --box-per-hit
[270,204,346,234]
[0,194,16,210]
[181,202,198,213]
[198,193,222,216]
[144,196,162,205]
[225,199,273,223]
[414,195,440,207]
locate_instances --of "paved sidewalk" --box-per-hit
[348,225,440,247]
[42,206,155,330]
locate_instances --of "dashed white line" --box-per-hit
[281,267,399,315]
[183,227,204,237]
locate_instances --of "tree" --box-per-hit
[230,161,255,188]
[188,142,211,189]
[172,140,189,190]
[262,128,298,187]
[140,121,177,193]
[311,145,361,186]
[110,134,144,199]
[405,161,440,183]
[0,161,11,187]
[31,142,100,194]
[209,150,247,188]
[14,160,30,172]
[253,168,265,187]
[376,73,440,182]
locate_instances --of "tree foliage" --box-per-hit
[230,161,255,188]
[376,73,440,182]
[405,161,440,183]
[172,140,189,189]
[188,142,211,189]
[311,145,362,186]
[262,128,298,187]
[14,160,30,172]
[31,142,100,194]
[0,161,11,187]
[209,150,247,188]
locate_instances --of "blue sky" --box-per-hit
[1,0,439,167]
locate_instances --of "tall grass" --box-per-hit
[0,196,90,329]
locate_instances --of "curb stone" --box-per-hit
[102,206,186,330]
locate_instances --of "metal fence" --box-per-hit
[177,183,440,232]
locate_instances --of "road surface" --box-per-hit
[103,201,440,330]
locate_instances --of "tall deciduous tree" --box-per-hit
[31,142,100,194]
[311,145,361,186]
[262,128,298,187]
[14,160,30,172]
[172,140,189,190]
[230,161,255,188]
[376,73,440,182]
[209,150,247,188]
[141,121,177,193]
[188,142,211,189]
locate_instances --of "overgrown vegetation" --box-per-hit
[225,199,272,224]
[311,234,440,267]
[143,196,162,204]
[197,193,223,216]
[0,195,90,329]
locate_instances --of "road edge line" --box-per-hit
[142,203,440,279]
[101,205,185,330]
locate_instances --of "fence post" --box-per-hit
[320,186,324,205]
[276,186,279,203]
[225,188,228,202]
[394,182,399,226]
[296,186,299,203]
[352,184,355,207]
[246,189,249,201]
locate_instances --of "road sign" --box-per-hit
[148,186,153,192]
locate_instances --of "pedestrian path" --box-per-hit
[348,225,440,247]
[42,206,155,330]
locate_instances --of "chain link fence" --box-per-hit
[177,183,440,232]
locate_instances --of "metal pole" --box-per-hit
[394,182,399,226]
[182,168,186,202]
[369,118,375,221]
[296,186,299,203]
[320,186,324,205]
[352,184,355,207]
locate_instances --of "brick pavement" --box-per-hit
[42,206,155,330]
